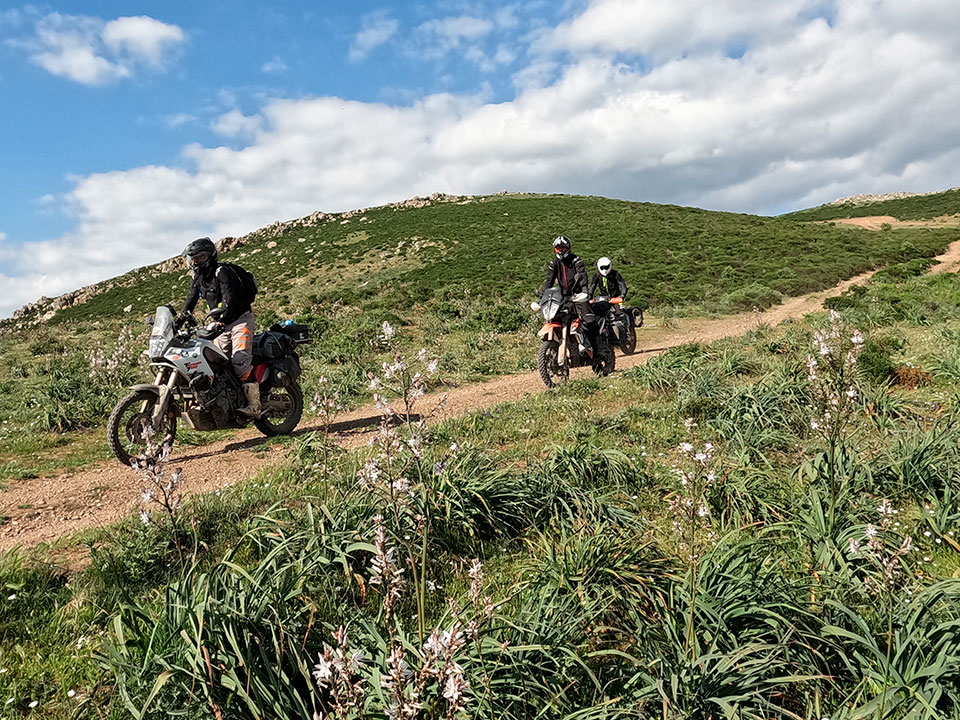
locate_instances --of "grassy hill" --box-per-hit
[7,250,960,717]
[783,187,960,222]
[1,192,958,482]
[20,192,957,327]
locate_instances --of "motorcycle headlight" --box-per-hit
[148,337,168,359]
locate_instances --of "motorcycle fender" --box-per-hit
[538,323,562,341]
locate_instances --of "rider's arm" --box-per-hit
[573,257,589,293]
[616,271,628,299]
[216,266,242,325]
[541,258,558,295]
[180,277,200,314]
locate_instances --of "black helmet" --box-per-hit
[184,237,218,275]
[553,235,571,259]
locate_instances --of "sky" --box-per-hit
[1,0,959,318]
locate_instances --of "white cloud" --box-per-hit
[546,0,821,61]
[211,109,264,140]
[415,16,494,57]
[261,56,288,73]
[101,16,184,66]
[165,112,198,128]
[349,12,398,61]
[21,12,185,85]
[4,0,960,317]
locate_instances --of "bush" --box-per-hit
[857,332,905,385]
[716,282,782,313]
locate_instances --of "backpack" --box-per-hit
[219,262,258,306]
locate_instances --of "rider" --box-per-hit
[588,257,628,300]
[540,235,598,356]
[178,237,261,419]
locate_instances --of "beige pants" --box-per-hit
[215,311,255,381]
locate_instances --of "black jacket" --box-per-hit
[542,253,589,296]
[181,263,252,325]
[588,269,627,299]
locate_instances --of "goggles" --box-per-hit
[188,251,211,267]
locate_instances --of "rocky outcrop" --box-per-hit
[829,188,959,206]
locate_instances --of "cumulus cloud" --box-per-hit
[21,12,184,85]
[546,0,822,61]
[4,0,960,317]
[211,109,265,140]
[349,12,398,61]
[101,15,184,65]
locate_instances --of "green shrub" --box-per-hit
[857,332,905,385]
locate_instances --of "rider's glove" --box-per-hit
[176,311,192,327]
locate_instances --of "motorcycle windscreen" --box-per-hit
[540,288,564,321]
[149,306,175,358]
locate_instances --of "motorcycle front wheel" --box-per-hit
[107,389,178,467]
[537,340,568,388]
[254,382,304,436]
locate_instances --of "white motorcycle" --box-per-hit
[107,305,310,466]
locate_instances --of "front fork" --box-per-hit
[149,368,178,429]
[558,324,570,367]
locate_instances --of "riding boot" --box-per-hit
[576,327,594,357]
[238,382,262,419]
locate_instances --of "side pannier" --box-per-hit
[253,331,296,361]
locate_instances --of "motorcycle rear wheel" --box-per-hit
[537,340,568,388]
[254,382,304,436]
[107,389,178,467]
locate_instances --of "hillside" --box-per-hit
[783,187,960,222]
[1,191,958,484]
[5,191,956,330]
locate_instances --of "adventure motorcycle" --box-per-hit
[107,305,311,466]
[591,295,644,355]
[532,288,615,388]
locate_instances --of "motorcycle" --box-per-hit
[106,305,311,466]
[532,288,616,388]
[591,295,643,355]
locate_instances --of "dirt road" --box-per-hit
[3,238,959,552]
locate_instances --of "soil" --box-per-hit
[4,238,960,554]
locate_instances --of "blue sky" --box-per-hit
[1,0,959,316]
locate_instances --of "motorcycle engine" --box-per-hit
[192,373,243,427]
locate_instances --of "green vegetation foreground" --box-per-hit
[6,255,960,717]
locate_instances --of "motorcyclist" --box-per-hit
[540,235,598,356]
[178,237,261,418]
[588,257,628,300]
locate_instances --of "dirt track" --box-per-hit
[3,236,960,553]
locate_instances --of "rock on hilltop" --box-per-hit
[828,189,958,206]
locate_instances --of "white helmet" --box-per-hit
[597,257,612,276]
